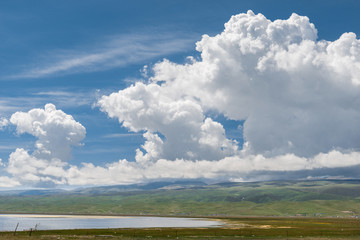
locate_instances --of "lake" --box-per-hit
[0,214,222,231]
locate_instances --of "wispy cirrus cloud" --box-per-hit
[9,32,198,79]
[0,90,96,116]
[101,133,143,139]
[34,91,76,97]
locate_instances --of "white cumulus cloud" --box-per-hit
[148,10,360,157]
[98,82,239,162]
[0,176,20,188]
[0,118,8,130]
[8,104,85,186]
[10,103,86,160]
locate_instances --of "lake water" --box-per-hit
[0,214,222,231]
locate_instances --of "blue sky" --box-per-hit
[1,0,360,188]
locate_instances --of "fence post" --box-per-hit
[13,223,19,236]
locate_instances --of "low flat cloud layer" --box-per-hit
[2,11,360,187]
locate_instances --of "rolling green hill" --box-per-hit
[1,180,360,217]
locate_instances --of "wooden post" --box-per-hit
[13,223,19,236]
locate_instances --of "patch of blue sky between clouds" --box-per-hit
[205,111,245,149]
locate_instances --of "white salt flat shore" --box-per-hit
[0,214,130,219]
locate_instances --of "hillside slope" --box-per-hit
[1,180,360,217]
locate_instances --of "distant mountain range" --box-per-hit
[2,179,360,197]
[71,180,208,195]
[0,180,207,196]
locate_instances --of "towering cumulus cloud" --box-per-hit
[148,10,360,157]
[97,10,360,182]
[7,104,86,186]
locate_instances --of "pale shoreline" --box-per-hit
[0,212,219,219]
[0,214,132,219]
[0,213,218,220]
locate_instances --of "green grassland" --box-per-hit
[1,180,360,217]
